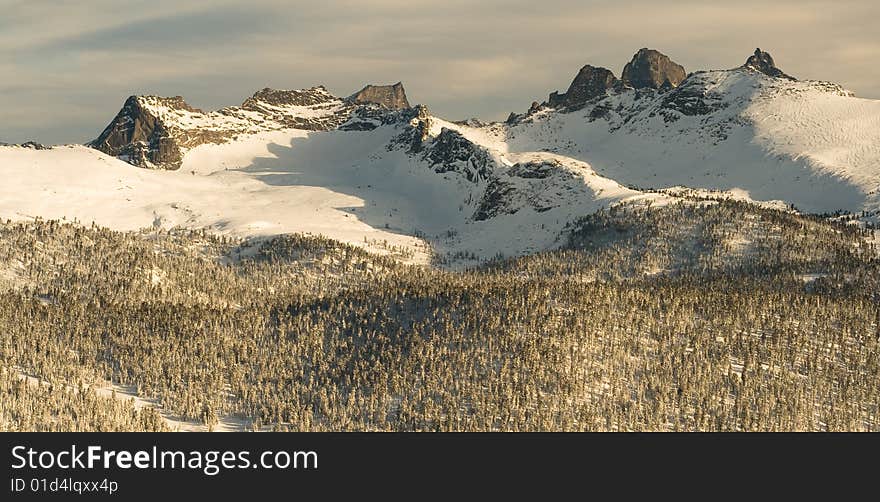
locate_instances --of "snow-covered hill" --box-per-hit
[1,48,878,265]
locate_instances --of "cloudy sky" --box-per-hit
[1,0,878,144]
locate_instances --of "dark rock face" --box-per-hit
[347,82,411,109]
[508,160,559,179]
[744,48,795,80]
[386,105,434,152]
[409,105,433,152]
[473,179,517,221]
[548,65,620,110]
[242,86,336,109]
[473,160,570,221]
[622,48,687,90]
[19,141,49,150]
[89,96,190,170]
[238,86,353,131]
[340,105,412,131]
[422,128,492,183]
[660,78,728,118]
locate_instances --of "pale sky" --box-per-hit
[1,0,878,144]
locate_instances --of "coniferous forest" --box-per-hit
[1,200,878,431]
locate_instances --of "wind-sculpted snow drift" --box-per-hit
[2,48,879,265]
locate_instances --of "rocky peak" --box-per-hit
[549,65,620,110]
[622,48,687,90]
[743,48,795,80]
[347,82,411,109]
[89,95,189,170]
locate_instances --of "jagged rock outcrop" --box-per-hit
[422,128,492,183]
[508,159,559,179]
[242,86,339,109]
[384,105,434,152]
[347,82,410,109]
[622,48,687,90]
[548,65,620,110]
[340,105,408,131]
[743,48,795,80]
[658,76,729,120]
[89,96,192,170]
[237,86,355,131]
[18,141,49,150]
[513,47,804,127]
[408,105,433,153]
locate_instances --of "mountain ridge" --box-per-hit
[2,47,878,266]
[88,86,359,169]
[85,47,851,172]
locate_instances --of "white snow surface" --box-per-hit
[0,140,431,261]
[0,125,656,264]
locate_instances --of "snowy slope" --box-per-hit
[177,108,669,262]
[0,142,428,260]
[0,117,661,265]
[447,67,880,215]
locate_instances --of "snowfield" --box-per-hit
[0,126,663,265]
[0,139,431,262]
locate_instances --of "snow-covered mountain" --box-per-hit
[86,84,412,170]
[490,48,879,215]
[1,48,878,264]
